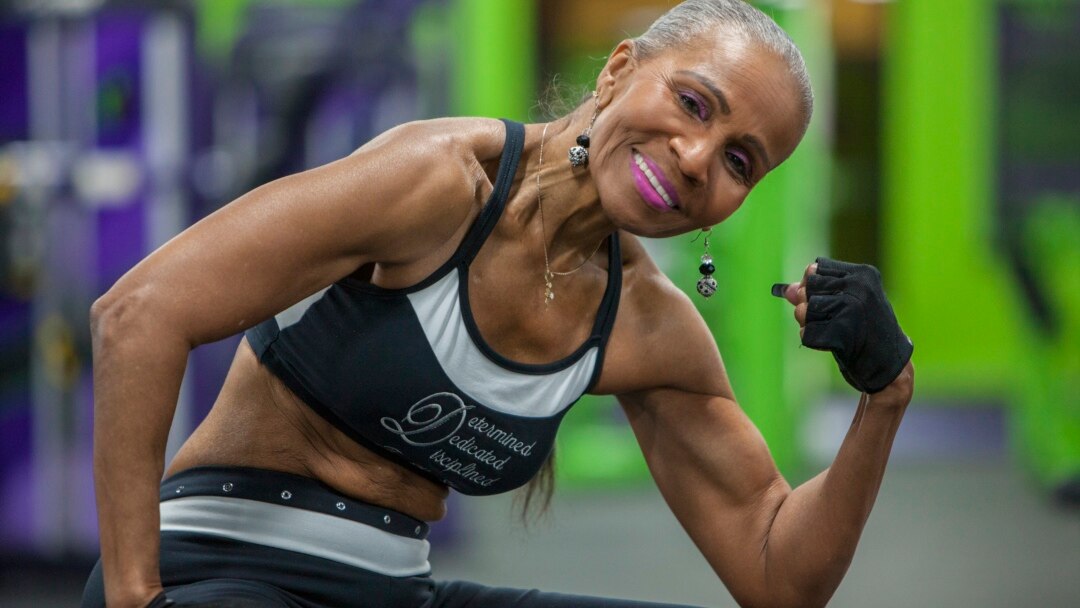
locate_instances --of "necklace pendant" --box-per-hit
[544,270,555,303]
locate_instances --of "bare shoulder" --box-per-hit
[596,234,733,400]
[356,116,507,164]
[330,117,510,264]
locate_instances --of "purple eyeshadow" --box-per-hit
[683,90,710,120]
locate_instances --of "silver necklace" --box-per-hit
[537,122,604,303]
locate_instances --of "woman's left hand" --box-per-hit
[774,257,914,395]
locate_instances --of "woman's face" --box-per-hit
[589,34,807,237]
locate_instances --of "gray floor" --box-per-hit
[3,405,1079,607]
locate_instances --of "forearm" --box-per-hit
[92,298,190,607]
[763,370,912,606]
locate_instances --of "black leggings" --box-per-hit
[81,533,702,607]
[81,467,701,608]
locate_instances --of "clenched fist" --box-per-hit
[773,257,913,394]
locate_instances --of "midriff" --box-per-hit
[165,338,450,522]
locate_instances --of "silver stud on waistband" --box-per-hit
[336,502,346,511]
[281,490,292,500]
[415,526,422,535]
[175,485,185,494]
[383,515,392,524]
[222,482,234,493]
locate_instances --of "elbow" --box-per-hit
[734,585,834,608]
[769,582,839,608]
[89,292,114,340]
[90,288,138,349]
[90,285,177,353]
[747,555,850,608]
[738,491,850,608]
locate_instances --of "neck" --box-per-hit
[514,111,617,273]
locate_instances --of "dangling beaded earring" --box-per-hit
[696,228,717,298]
[568,91,600,167]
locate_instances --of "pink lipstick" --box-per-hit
[630,150,680,212]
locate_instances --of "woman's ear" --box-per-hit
[596,39,637,108]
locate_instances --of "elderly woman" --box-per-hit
[82,0,913,606]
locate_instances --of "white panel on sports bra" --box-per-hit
[406,270,597,418]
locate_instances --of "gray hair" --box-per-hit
[634,0,813,126]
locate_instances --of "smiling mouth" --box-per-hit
[632,151,679,210]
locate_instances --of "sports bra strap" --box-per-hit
[590,231,622,342]
[457,119,526,264]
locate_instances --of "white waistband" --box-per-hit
[160,496,431,577]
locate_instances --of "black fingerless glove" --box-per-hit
[147,592,176,608]
[796,257,913,393]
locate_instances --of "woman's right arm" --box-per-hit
[90,119,491,607]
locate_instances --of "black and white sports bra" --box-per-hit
[245,119,622,496]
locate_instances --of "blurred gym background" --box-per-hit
[0,0,1077,606]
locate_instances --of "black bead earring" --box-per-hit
[569,92,599,168]
[696,228,717,298]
